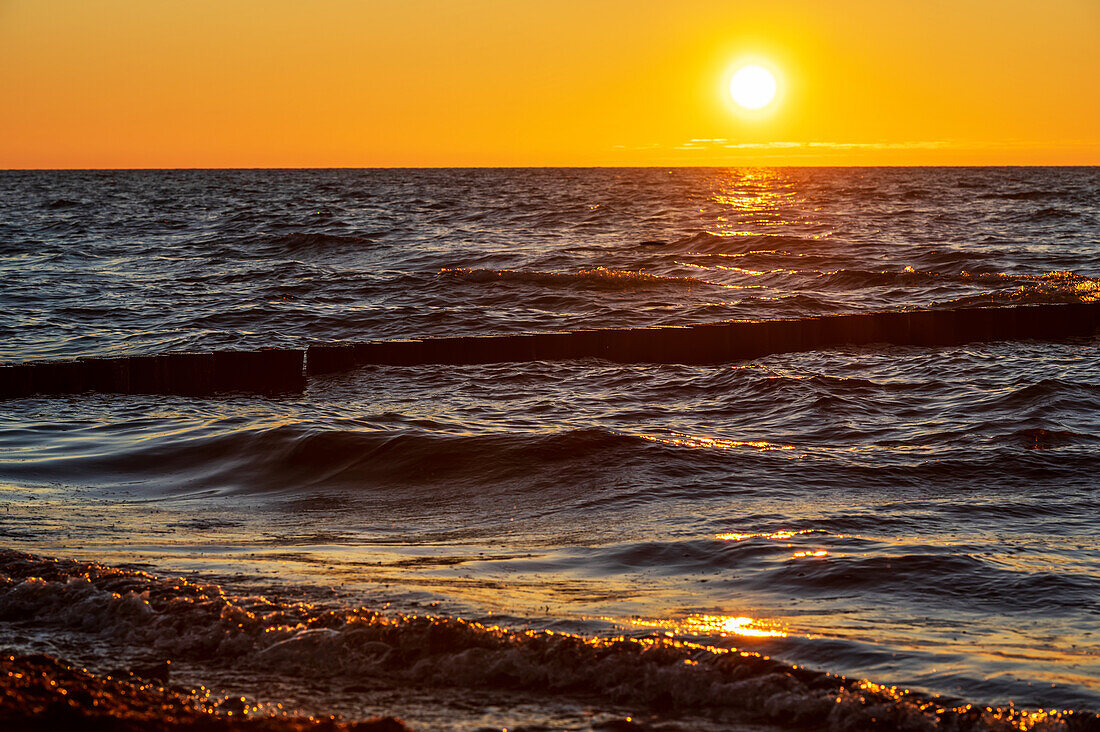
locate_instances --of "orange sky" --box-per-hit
[2,0,1098,168]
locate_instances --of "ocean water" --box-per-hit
[1,167,1098,730]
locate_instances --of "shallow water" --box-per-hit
[1,167,1098,728]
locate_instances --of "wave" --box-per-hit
[0,550,1090,731]
[0,425,658,494]
[757,551,1100,612]
[810,268,1100,301]
[257,231,381,251]
[911,249,1003,271]
[1015,207,1080,223]
[983,378,1100,411]
[1005,427,1095,449]
[664,232,823,254]
[978,190,1061,201]
[7,416,1098,507]
[943,276,1100,306]
[439,267,720,290]
[43,198,82,209]
[731,292,846,314]
[810,267,942,289]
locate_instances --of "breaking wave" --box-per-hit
[1,550,1092,731]
[811,268,1100,301]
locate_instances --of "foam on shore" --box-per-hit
[1,550,1094,731]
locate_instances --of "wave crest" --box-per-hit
[807,268,1099,303]
[666,232,822,254]
[259,231,380,250]
[439,267,718,290]
[1,550,1089,731]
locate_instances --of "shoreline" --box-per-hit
[2,549,1096,731]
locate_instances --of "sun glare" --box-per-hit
[729,65,777,111]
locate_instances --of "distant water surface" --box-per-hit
[1,168,1098,730]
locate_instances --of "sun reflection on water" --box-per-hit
[715,529,830,559]
[710,170,799,225]
[640,431,795,451]
[625,613,788,638]
[715,529,813,541]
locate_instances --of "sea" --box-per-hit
[0,167,1098,731]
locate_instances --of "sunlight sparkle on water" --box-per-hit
[640,431,795,451]
[715,529,813,541]
[627,614,788,638]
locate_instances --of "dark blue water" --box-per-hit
[1,168,1098,730]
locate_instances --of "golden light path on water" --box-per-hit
[604,527,840,643]
[622,613,788,638]
[710,169,797,226]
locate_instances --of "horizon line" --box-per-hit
[3,163,1099,172]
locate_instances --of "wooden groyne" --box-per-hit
[2,303,1097,397]
[0,348,304,398]
[306,302,1100,374]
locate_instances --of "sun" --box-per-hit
[729,65,777,111]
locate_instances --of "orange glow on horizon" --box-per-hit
[1,0,1098,168]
